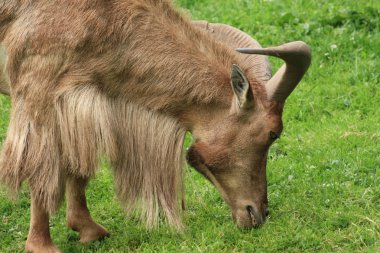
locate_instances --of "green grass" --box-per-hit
[1,0,379,252]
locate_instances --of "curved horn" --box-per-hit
[237,41,311,101]
[192,21,272,83]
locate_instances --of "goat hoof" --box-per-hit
[25,240,61,253]
[78,222,110,244]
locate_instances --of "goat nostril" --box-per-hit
[246,205,258,227]
[265,208,270,217]
[246,205,254,217]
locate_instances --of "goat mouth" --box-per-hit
[246,205,263,228]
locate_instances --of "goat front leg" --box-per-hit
[66,174,109,243]
[25,192,61,253]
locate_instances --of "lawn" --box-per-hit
[0,0,379,252]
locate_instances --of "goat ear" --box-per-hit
[231,64,253,109]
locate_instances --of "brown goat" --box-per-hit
[0,1,311,252]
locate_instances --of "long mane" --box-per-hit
[58,86,186,229]
[1,84,186,229]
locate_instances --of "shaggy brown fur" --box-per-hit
[0,0,238,228]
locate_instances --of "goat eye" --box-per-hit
[269,131,279,141]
